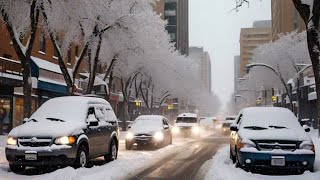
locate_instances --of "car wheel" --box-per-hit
[309,166,315,173]
[74,145,88,168]
[235,148,241,168]
[125,141,133,150]
[105,139,118,162]
[230,147,236,163]
[9,164,25,173]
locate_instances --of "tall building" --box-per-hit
[271,0,305,41]
[154,0,189,55]
[234,55,240,91]
[189,47,211,92]
[239,20,272,77]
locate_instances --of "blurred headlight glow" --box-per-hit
[192,126,200,134]
[154,132,164,141]
[7,137,17,146]
[126,132,134,140]
[54,136,75,145]
[172,126,180,134]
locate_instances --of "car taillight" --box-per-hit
[312,144,315,152]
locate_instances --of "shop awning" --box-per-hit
[31,57,68,94]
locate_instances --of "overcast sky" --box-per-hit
[189,0,271,105]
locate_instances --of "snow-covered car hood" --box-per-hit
[175,123,197,128]
[9,121,86,138]
[129,126,163,135]
[238,128,311,142]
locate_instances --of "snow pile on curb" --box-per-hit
[204,130,320,180]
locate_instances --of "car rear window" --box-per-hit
[176,117,197,123]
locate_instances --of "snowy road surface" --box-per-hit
[0,131,218,180]
[129,133,229,180]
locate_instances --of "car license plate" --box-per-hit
[271,156,285,166]
[25,151,37,161]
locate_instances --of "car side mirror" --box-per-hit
[164,125,170,129]
[303,125,310,132]
[23,118,29,124]
[87,115,99,127]
[230,124,238,132]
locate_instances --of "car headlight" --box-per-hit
[300,141,315,152]
[126,132,134,140]
[7,137,17,146]
[172,126,180,134]
[192,126,200,134]
[154,132,164,141]
[237,139,256,149]
[54,136,75,145]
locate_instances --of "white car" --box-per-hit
[172,113,200,138]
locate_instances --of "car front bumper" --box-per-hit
[238,150,315,170]
[6,145,78,166]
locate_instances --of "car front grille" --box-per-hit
[254,140,299,151]
[18,137,52,147]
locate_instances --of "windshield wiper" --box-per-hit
[243,126,267,130]
[269,125,287,129]
[46,118,65,122]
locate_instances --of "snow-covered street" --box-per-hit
[0,132,215,180]
[203,129,320,180]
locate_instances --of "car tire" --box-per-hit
[74,145,88,168]
[125,141,133,150]
[309,166,315,173]
[235,148,241,168]
[9,164,25,173]
[105,139,118,162]
[230,147,236,163]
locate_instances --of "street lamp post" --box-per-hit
[246,63,293,111]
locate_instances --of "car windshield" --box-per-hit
[176,117,197,123]
[240,108,301,130]
[131,119,163,132]
[30,99,87,123]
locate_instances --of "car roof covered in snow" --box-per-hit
[49,96,110,105]
[177,113,198,118]
[135,115,165,121]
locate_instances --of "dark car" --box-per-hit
[125,115,172,149]
[5,97,119,173]
[230,107,315,173]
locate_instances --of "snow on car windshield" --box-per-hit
[176,117,197,123]
[30,98,88,123]
[131,118,163,132]
[240,107,301,129]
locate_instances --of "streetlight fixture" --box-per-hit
[235,94,249,107]
[246,63,293,110]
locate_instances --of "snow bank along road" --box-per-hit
[0,131,223,180]
[129,133,229,180]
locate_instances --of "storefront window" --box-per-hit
[0,97,12,135]
[13,97,37,128]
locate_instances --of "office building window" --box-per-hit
[39,32,46,53]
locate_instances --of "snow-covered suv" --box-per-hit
[172,113,200,138]
[5,96,119,173]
